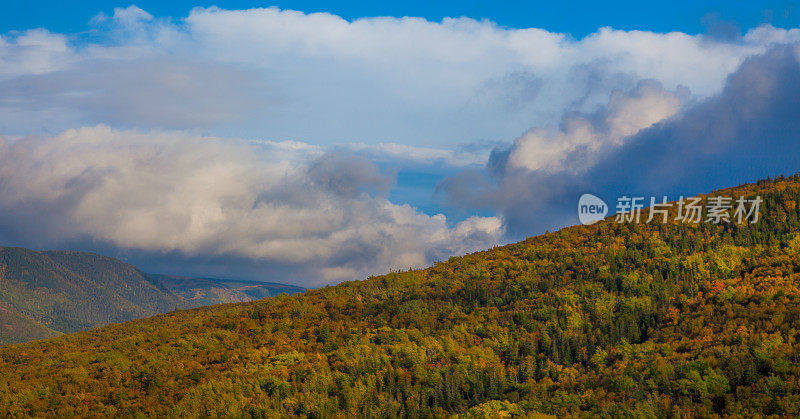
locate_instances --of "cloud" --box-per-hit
[506,79,686,173]
[437,80,688,234]
[1,7,800,145]
[0,60,265,130]
[338,142,490,167]
[0,125,502,285]
[0,29,72,77]
[586,43,800,194]
[439,43,800,238]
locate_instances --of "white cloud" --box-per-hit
[2,6,800,145]
[508,80,684,173]
[0,125,502,285]
[340,142,488,167]
[0,29,72,77]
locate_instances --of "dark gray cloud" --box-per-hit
[589,44,800,195]
[439,43,800,239]
[307,153,394,198]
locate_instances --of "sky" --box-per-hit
[1,2,800,286]
[3,1,799,36]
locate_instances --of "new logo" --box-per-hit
[578,193,608,225]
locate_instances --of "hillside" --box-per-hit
[0,248,304,344]
[2,175,800,416]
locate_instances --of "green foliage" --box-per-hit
[4,175,800,416]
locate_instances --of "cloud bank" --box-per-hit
[1,6,799,146]
[0,126,502,285]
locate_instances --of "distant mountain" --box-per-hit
[2,175,800,416]
[150,274,306,306]
[0,247,304,344]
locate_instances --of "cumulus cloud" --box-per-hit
[506,79,685,173]
[0,126,502,285]
[439,43,800,238]
[437,80,687,234]
[1,6,800,145]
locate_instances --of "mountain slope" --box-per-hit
[0,248,304,344]
[2,175,800,416]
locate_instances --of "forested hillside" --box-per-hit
[0,248,304,344]
[3,175,800,416]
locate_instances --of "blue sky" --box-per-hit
[0,2,799,285]
[3,0,798,36]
